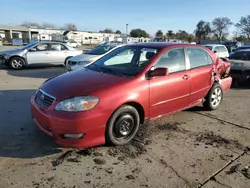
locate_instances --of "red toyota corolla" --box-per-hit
[31,43,232,148]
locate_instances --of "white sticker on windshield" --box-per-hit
[141,48,157,53]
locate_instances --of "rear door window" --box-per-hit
[186,48,213,68]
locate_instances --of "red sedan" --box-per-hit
[31,42,232,148]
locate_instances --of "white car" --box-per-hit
[203,44,229,58]
[66,40,81,48]
[65,44,124,72]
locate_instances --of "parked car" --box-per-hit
[66,40,81,48]
[65,43,124,72]
[0,41,83,69]
[203,44,229,58]
[230,45,250,55]
[31,42,232,148]
[227,49,250,86]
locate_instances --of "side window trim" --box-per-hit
[184,47,214,69]
[151,47,187,74]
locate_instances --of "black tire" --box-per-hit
[64,56,72,66]
[105,105,140,146]
[203,83,223,111]
[9,57,25,70]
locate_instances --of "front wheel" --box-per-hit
[203,83,223,111]
[9,57,25,70]
[105,105,140,146]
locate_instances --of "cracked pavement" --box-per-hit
[0,66,249,188]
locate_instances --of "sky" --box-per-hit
[2,0,250,36]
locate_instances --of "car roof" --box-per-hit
[38,40,67,44]
[234,48,250,52]
[126,42,197,48]
[203,44,225,47]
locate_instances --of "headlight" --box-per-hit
[55,96,99,112]
[78,61,91,66]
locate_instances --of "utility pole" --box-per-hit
[126,24,128,36]
[126,24,129,44]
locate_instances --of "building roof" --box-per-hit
[0,25,29,31]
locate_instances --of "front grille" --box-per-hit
[35,89,56,109]
[68,60,77,66]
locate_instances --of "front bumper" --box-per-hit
[30,95,106,148]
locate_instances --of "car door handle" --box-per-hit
[182,75,190,80]
[45,52,50,54]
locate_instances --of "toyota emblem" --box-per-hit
[40,94,45,100]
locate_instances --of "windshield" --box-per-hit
[204,46,213,50]
[85,45,116,55]
[86,45,159,77]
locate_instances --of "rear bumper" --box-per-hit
[219,76,232,92]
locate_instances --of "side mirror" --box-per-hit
[29,48,36,52]
[213,50,217,53]
[149,67,169,77]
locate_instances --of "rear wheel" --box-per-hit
[9,57,25,70]
[203,83,223,111]
[64,56,72,66]
[105,105,140,146]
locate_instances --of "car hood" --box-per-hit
[69,54,100,62]
[40,68,129,101]
[0,48,23,55]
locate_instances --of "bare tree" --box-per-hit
[20,21,41,28]
[64,23,77,31]
[235,15,250,39]
[41,22,55,29]
[212,17,233,41]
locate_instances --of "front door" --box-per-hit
[185,47,215,104]
[26,43,51,64]
[149,48,191,118]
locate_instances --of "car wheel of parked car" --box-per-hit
[106,105,140,146]
[9,57,25,70]
[64,57,72,66]
[203,83,223,111]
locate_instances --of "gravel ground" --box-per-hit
[0,65,250,188]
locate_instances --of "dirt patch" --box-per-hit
[226,163,250,179]
[195,131,244,149]
[52,148,100,167]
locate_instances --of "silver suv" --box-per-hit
[0,41,83,70]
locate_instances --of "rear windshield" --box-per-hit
[85,45,116,55]
[204,46,213,50]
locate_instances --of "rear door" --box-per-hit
[26,43,51,64]
[48,43,69,64]
[185,47,214,105]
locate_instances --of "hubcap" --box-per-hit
[114,114,134,139]
[12,59,22,68]
[211,88,222,107]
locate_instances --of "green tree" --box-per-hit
[194,20,212,42]
[235,15,250,39]
[115,30,122,34]
[212,17,232,41]
[155,30,163,37]
[166,30,175,39]
[175,30,189,41]
[100,28,113,33]
[130,29,149,38]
